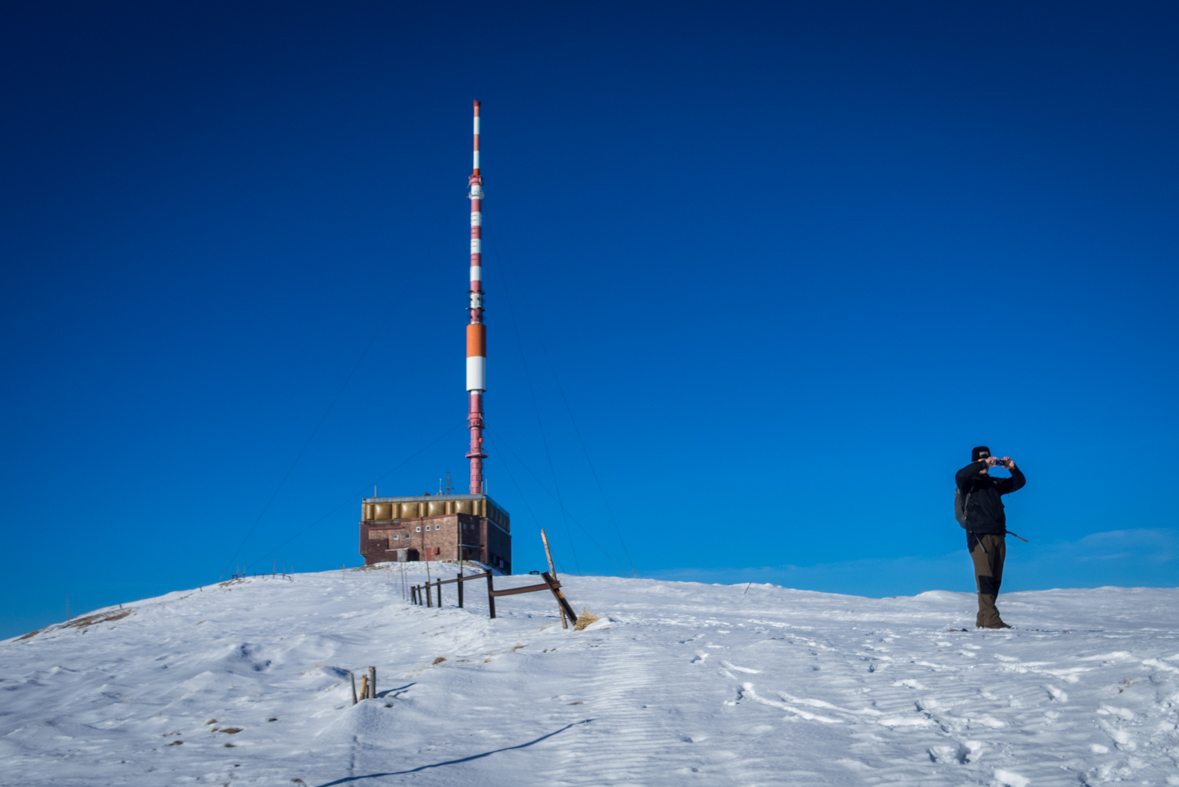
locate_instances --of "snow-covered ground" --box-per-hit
[2,565,1177,787]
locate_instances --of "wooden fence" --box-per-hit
[411,567,577,626]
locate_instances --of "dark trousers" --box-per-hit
[969,533,1007,627]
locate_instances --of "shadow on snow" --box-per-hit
[313,720,590,786]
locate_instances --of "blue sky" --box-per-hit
[2,1,1177,639]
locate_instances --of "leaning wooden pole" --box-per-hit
[542,572,579,627]
[541,529,569,628]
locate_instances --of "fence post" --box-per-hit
[458,568,464,608]
[425,582,433,608]
[540,529,568,628]
[542,572,579,626]
[350,672,358,705]
[486,571,496,619]
[368,666,377,699]
[435,578,442,607]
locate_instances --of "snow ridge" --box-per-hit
[2,566,1178,786]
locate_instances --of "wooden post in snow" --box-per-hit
[368,666,376,699]
[486,571,496,619]
[350,672,359,705]
[541,529,569,628]
[458,563,465,608]
[542,572,579,626]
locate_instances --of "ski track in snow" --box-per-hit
[2,569,1179,786]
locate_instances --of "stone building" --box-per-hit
[359,493,511,573]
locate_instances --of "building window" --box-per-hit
[416,526,421,532]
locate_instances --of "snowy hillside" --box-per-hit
[2,565,1178,786]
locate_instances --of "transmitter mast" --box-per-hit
[466,100,487,494]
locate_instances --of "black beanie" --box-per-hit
[972,446,991,462]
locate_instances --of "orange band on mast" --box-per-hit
[467,324,486,357]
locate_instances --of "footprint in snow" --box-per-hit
[928,740,982,764]
[736,683,842,723]
[1099,719,1136,751]
[1044,684,1068,702]
[1099,704,1134,721]
[993,768,1030,787]
[965,714,1006,729]
[720,660,760,674]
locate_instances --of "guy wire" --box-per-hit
[487,425,625,575]
[490,238,581,573]
[219,242,433,580]
[241,419,467,573]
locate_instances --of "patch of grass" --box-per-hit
[63,609,133,632]
[214,727,243,734]
[433,657,447,665]
[573,607,600,631]
[15,629,41,641]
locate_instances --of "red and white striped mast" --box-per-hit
[466,101,487,494]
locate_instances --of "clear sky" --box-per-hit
[2,1,1177,640]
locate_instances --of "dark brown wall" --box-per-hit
[361,513,511,573]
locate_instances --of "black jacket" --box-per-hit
[955,461,1026,536]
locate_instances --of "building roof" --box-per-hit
[361,493,498,504]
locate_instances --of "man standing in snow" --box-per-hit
[956,446,1026,629]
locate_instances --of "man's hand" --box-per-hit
[997,456,1014,469]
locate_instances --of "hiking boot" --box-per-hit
[976,594,1008,628]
